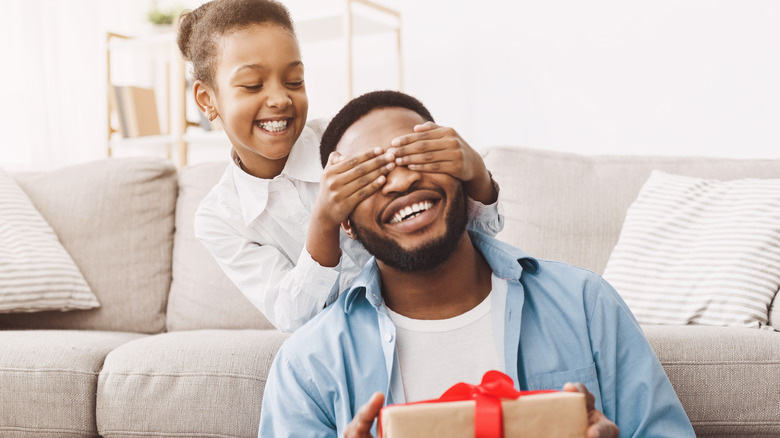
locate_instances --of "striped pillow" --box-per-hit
[603,171,780,329]
[0,169,99,313]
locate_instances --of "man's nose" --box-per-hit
[381,165,422,195]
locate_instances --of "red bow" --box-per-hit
[378,370,556,438]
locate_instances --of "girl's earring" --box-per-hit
[207,112,217,122]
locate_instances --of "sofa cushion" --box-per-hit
[96,329,289,438]
[0,168,98,313]
[604,171,780,329]
[0,330,144,438]
[0,158,177,333]
[484,146,780,275]
[167,162,274,331]
[644,325,780,436]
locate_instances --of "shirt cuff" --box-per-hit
[467,175,503,222]
[296,247,342,304]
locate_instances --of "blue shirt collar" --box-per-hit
[342,231,538,314]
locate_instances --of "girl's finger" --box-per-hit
[339,166,392,202]
[395,147,459,167]
[328,146,382,172]
[391,125,444,147]
[406,161,450,173]
[413,121,438,132]
[325,149,394,191]
[339,153,395,186]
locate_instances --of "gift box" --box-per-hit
[378,371,587,438]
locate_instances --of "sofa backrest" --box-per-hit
[0,158,177,333]
[484,146,780,274]
[170,149,780,331]
[166,162,275,331]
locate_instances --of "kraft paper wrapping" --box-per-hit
[379,392,587,438]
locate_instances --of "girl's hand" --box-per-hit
[316,147,396,226]
[307,147,395,267]
[390,122,497,204]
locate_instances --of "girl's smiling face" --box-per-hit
[210,23,309,178]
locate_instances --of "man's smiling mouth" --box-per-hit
[388,200,435,224]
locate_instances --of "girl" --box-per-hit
[178,0,503,332]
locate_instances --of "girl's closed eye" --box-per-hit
[243,84,263,91]
[286,81,304,89]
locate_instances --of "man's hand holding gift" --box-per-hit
[344,392,385,438]
[563,383,619,438]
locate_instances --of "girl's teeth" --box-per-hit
[259,120,288,132]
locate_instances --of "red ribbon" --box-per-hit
[378,370,556,438]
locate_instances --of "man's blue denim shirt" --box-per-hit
[259,231,695,437]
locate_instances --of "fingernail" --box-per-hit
[373,147,383,155]
[385,152,394,160]
[391,139,400,146]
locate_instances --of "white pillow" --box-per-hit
[0,169,99,312]
[603,171,780,329]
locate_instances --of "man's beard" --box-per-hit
[350,184,468,272]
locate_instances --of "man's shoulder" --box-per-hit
[471,232,609,307]
[471,231,604,281]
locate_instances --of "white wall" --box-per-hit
[384,0,780,158]
[1,0,779,171]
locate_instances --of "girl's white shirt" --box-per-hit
[194,119,504,332]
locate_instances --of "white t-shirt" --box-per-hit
[386,274,508,402]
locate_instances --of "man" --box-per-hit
[258,91,695,437]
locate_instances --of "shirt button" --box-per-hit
[384,333,393,343]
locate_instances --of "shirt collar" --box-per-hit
[231,122,324,225]
[342,231,539,314]
[283,122,324,183]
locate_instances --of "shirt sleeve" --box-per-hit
[465,175,504,237]
[259,348,338,438]
[194,206,340,333]
[587,278,696,437]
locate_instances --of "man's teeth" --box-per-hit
[258,120,288,132]
[389,200,434,224]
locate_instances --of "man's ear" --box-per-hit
[341,219,357,240]
[193,80,218,121]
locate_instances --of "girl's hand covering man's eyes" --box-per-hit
[389,122,497,205]
[315,147,396,227]
[306,147,395,268]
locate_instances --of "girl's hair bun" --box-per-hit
[176,3,213,61]
[175,0,295,87]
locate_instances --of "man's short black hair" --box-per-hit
[319,90,435,168]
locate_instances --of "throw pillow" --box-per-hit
[0,168,98,312]
[603,170,780,329]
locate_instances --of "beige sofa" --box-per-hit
[1,146,778,438]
